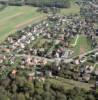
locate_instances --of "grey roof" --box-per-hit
[89,1,98,8]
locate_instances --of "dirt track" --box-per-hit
[15,15,47,29]
[0,12,24,22]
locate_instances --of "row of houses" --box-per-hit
[0,14,98,88]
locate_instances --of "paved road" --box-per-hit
[73,48,98,58]
[62,48,98,63]
[0,48,98,64]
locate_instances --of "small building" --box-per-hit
[75,59,80,65]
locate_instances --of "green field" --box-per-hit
[0,2,80,42]
[61,3,80,15]
[0,6,46,42]
[71,35,92,56]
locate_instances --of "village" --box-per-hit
[0,0,98,93]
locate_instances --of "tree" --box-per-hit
[73,96,85,100]
[42,91,51,100]
[86,94,95,100]
[16,93,26,100]
[16,76,26,87]
[0,86,10,100]
[12,84,17,93]
[34,80,44,95]
[56,92,67,100]
[24,81,34,94]
[44,80,50,91]
[0,93,10,100]
[34,94,42,100]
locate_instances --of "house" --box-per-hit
[11,69,17,77]
[75,59,80,65]
[80,57,87,63]
[85,65,94,74]
[83,73,91,82]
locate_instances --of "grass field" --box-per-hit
[71,35,92,56]
[61,3,80,15]
[0,6,46,42]
[0,2,80,43]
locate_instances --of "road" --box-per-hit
[0,48,98,64]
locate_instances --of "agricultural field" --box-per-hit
[0,1,80,43]
[0,6,46,42]
[70,35,92,56]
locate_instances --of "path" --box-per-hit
[71,35,79,47]
[1,48,98,64]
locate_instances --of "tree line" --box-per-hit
[0,68,97,100]
[0,0,70,8]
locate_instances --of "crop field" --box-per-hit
[0,6,46,42]
[0,2,79,43]
[70,35,92,56]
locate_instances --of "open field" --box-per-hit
[61,3,80,15]
[0,6,46,42]
[0,2,80,43]
[70,35,92,56]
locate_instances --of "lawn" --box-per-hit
[71,35,92,56]
[0,6,46,42]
